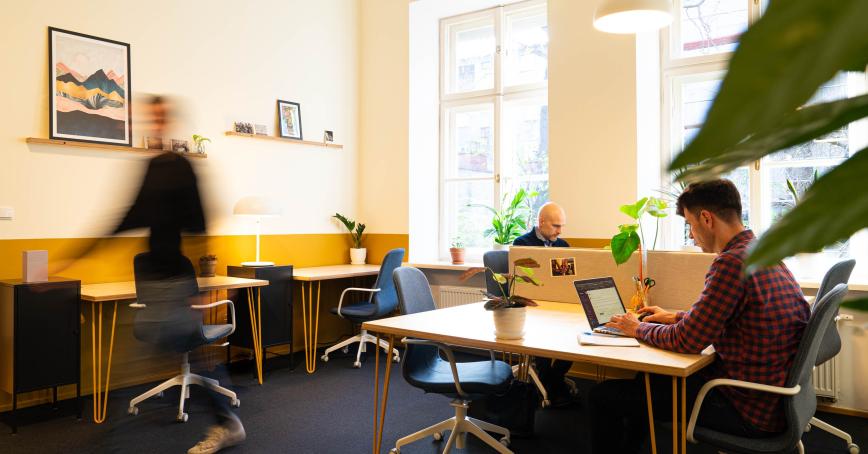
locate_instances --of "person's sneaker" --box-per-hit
[188,423,246,454]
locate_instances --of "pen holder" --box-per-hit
[629,286,650,312]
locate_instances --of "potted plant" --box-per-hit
[199,254,217,277]
[609,196,668,311]
[462,258,542,339]
[192,134,210,153]
[449,238,465,265]
[333,213,366,264]
[473,188,537,250]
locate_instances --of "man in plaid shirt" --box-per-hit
[590,179,809,454]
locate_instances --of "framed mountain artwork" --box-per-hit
[49,27,132,146]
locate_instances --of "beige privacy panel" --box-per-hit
[509,246,714,311]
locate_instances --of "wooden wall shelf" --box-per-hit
[225,131,343,149]
[26,138,208,159]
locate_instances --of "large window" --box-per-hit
[440,0,548,259]
[661,0,868,279]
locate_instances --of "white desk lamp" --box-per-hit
[234,196,281,266]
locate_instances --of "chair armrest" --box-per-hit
[402,337,469,398]
[687,378,800,443]
[335,287,381,318]
[191,299,236,336]
[129,301,146,308]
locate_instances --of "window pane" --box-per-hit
[765,165,832,224]
[445,180,494,249]
[446,104,494,178]
[676,0,748,59]
[448,19,495,93]
[724,167,750,228]
[504,179,549,226]
[679,77,722,149]
[504,8,548,86]
[502,96,548,179]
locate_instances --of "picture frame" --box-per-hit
[144,137,163,150]
[171,139,189,153]
[323,130,334,143]
[254,123,268,135]
[49,27,132,146]
[277,100,302,140]
[234,122,253,134]
[550,257,576,277]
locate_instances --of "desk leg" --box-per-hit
[672,377,678,454]
[246,288,264,385]
[90,301,118,424]
[644,372,657,454]
[681,376,687,454]
[373,334,395,454]
[300,281,322,374]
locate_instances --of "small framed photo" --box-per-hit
[254,123,268,135]
[171,139,189,153]
[550,257,576,277]
[144,137,163,150]
[234,122,253,134]
[323,130,334,143]
[277,100,302,140]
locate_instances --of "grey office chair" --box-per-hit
[806,259,859,454]
[686,283,849,454]
[127,253,239,422]
[391,267,514,454]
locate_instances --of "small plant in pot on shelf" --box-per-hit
[461,258,541,340]
[610,197,668,311]
[192,134,210,153]
[473,188,538,250]
[333,213,366,264]
[449,238,466,265]
[199,254,217,277]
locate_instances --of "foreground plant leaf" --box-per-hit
[841,297,868,313]
[611,230,640,265]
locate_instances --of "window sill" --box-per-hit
[799,281,868,292]
[408,261,482,271]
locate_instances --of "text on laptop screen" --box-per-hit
[585,287,624,324]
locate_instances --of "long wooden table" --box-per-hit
[292,264,381,373]
[363,300,715,454]
[80,276,268,423]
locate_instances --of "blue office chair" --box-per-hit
[128,253,239,422]
[391,267,514,454]
[483,250,509,298]
[686,283,849,454]
[806,259,859,454]
[321,248,404,368]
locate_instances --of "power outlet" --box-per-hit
[0,207,14,220]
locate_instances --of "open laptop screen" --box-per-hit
[574,277,626,329]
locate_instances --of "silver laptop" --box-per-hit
[573,277,628,336]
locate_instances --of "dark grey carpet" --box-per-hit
[1,348,865,453]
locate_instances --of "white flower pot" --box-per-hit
[350,248,367,265]
[493,306,526,340]
[492,242,510,251]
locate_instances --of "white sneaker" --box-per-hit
[188,423,246,454]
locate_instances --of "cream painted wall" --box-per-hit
[0,0,360,239]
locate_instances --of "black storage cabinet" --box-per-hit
[227,265,294,370]
[0,278,81,433]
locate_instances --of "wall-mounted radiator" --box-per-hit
[436,286,485,309]
[813,357,839,401]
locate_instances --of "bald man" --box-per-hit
[513,202,573,406]
[513,202,569,247]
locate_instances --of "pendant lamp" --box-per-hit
[594,0,673,34]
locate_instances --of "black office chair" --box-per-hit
[390,267,514,454]
[806,259,859,454]
[128,253,239,422]
[320,248,404,368]
[686,283,849,454]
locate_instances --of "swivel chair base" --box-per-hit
[807,417,859,454]
[128,352,239,422]
[511,363,577,408]
[321,328,400,368]
[391,399,512,454]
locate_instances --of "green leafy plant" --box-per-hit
[785,169,818,205]
[332,213,365,248]
[450,237,464,249]
[610,197,668,265]
[461,258,541,310]
[192,134,210,152]
[669,0,868,310]
[473,188,538,245]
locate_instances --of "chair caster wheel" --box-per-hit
[849,443,859,454]
[128,406,138,416]
[389,448,400,454]
[232,399,241,408]
[393,355,400,363]
[499,436,510,447]
[321,355,329,362]
[541,399,550,408]
[342,346,349,354]
[177,413,188,422]
[433,431,443,441]
[353,361,362,368]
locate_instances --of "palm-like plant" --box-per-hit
[332,213,365,248]
[474,188,538,246]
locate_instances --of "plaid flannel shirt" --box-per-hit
[636,230,809,432]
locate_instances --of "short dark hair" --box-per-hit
[676,179,743,223]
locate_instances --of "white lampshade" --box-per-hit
[233,196,281,217]
[594,0,673,34]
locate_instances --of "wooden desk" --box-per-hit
[292,264,381,373]
[363,301,715,454]
[79,276,268,423]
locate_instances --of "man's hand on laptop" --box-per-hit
[636,306,677,324]
[607,313,640,337]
